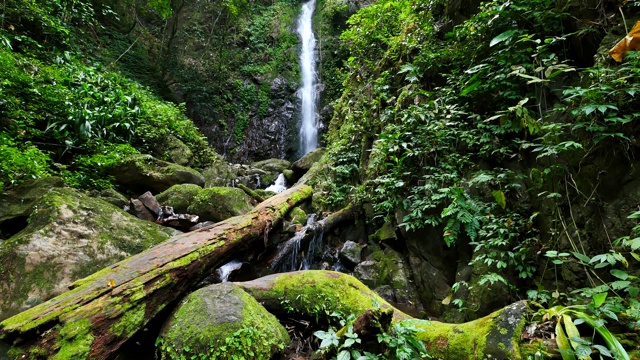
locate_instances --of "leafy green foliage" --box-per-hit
[156,325,285,360]
[314,312,429,360]
[0,133,51,192]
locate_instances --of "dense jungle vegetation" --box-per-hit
[2,0,640,358]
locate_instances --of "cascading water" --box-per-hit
[271,214,323,272]
[297,0,318,156]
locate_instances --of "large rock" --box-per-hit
[339,240,364,266]
[403,225,460,316]
[158,282,289,359]
[232,76,298,163]
[149,134,194,167]
[0,187,180,321]
[155,184,203,214]
[251,158,291,174]
[0,177,65,240]
[353,246,422,313]
[202,155,237,188]
[108,154,205,194]
[291,148,325,180]
[187,187,253,222]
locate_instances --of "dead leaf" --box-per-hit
[609,21,640,62]
[107,279,116,288]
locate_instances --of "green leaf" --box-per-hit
[610,269,629,280]
[555,321,577,360]
[592,292,607,308]
[571,252,591,264]
[492,190,506,209]
[562,314,581,350]
[490,29,518,47]
[337,350,351,360]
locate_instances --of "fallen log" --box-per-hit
[236,271,528,359]
[0,185,313,360]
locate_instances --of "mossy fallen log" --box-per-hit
[0,185,313,360]
[236,270,528,360]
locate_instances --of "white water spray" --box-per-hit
[297,0,318,155]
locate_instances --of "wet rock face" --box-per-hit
[228,76,299,164]
[0,185,179,321]
[158,282,289,360]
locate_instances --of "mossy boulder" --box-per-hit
[155,184,203,214]
[0,187,180,321]
[251,159,291,174]
[157,282,289,360]
[406,300,528,359]
[90,188,129,209]
[291,148,325,180]
[108,154,205,194]
[150,134,194,167]
[187,187,253,222]
[286,206,307,226]
[0,177,65,225]
[202,156,237,188]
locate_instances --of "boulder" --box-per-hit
[353,247,423,313]
[0,177,65,224]
[0,177,65,240]
[251,159,291,174]
[108,154,204,194]
[0,187,180,321]
[291,148,325,180]
[339,240,364,266]
[149,134,194,167]
[403,225,459,316]
[155,184,202,214]
[157,282,289,360]
[90,188,129,209]
[202,162,237,188]
[187,187,253,222]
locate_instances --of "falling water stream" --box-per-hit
[298,0,318,155]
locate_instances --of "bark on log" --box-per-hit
[0,185,313,360]
[317,204,354,233]
[236,271,529,360]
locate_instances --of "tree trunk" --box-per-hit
[0,185,313,360]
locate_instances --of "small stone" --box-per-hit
[138,191,162,218]
[339,240,364,266]
[130,198,155,221]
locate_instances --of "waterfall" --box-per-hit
[297,0,318,156]
[216,259,243,282]
[265,173,288,194]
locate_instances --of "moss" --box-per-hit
[402,315,491,359]
[51,318,94,360]
[155,184,203,214]
[0,187,177,321]
[519,340,555,359]
[250,270,409,321]
[159,283,289,360]
[187,187,253,222]
[368,222,397,243]
[282,169,295,182]
[111,303,146,338]
[287,207,307,225]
